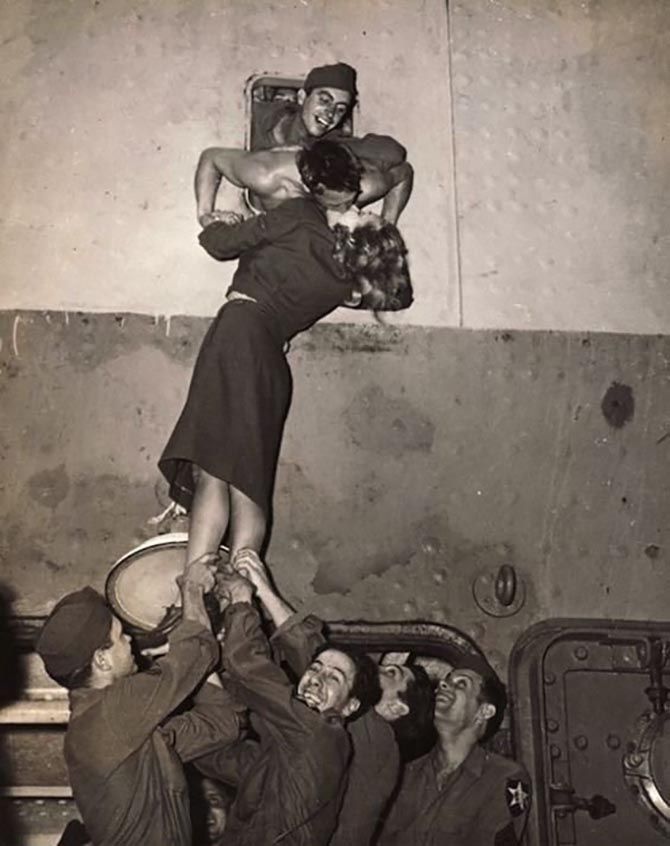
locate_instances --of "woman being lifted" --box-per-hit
[159,140,413,566]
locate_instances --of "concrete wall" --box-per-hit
[3,311,669,674]
[453,0,670,332]
[0,0,456,326]
[2,0,669,330]
[2,0,670,677]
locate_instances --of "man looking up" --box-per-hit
[35,555,243,846]
[194,570,381,846]
[231,549,435,846]
[379,661,531,846]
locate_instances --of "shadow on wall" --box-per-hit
[0,583,27,845]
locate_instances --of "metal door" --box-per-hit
[510,619,670,844]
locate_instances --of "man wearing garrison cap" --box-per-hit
[36,555,243,846]
[245,61,413,224]
[252,62,359,150]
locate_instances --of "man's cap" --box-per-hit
[36,587,113,679]
[304,62,357,97]
[454,651,500,683]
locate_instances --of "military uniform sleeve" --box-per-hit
[101,620,219,757]
[194,736,260,787]
[341,133,407,171]
[198,213,273,260]
[471,766,532,846]
[221,602,324,747]
[330,712,400,846]
[269,612,327,678]
[158,680,242,763]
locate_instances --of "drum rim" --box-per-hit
[105,535,229,633]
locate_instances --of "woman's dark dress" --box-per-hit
[159,198,351,514]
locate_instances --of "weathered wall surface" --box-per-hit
[453,0,670,332]
[0,0,456,326]
[2,312,669,672]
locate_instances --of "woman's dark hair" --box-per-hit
[390,665,437,761]
[49,627,114,691]
[333,218,413,312]
[296,140,363,195]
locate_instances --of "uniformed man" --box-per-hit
[200,62,413,225]
[250,62,358,150]
[194,571,382,846]
[378,660,531,846]
[35,555,243,846]
[230,549,435,846]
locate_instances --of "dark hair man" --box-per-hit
[194,570,380,846]
[230,549,435,846]
[35,555,243,846]
[252,62,359,150]
[195,136,411,228]
[189,775,235,846]
[378,660,531,846]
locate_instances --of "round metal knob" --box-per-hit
[472,564,526,617]
[495,564,517,607]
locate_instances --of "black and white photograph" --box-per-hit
[1,1,669,844]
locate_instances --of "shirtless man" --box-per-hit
[245,61,414,224]
[195,140,412,227]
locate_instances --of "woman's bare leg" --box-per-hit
[186,467,231,565]
[228,484,267,561]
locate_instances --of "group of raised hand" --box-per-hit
[181,548,276,614]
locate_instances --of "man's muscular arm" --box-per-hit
[380,161,414,225]
[194,147,304,225]
[358,160,414,225]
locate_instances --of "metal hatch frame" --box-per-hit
[509,617,670,846]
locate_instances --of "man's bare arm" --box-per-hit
[358,161,414,225]
[194,147,303,225]
[380,161,414,225]
[232,549,294,629]
[195,148,251,226]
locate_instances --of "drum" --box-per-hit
[105,533,229,645]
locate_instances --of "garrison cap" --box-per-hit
[304,62,357,97]
[36,587,113,679]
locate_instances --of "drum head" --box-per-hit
[105,533,229,635]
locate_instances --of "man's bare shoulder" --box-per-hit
[245,148,304,200]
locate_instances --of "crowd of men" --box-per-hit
[37,62,531,845]
[39,547,530,846]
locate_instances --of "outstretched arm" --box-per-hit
[232,548,294,629]
[380,162,414,225]
[232,549,325,677]
[358,161,414,225]
[195,147,253,226]
[194,147,301,225]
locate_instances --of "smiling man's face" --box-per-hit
[297,648,359,717]
[434,668,490,732]
[300,86,352,137]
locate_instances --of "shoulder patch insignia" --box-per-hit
[506,779,530,817]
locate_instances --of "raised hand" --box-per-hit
[179,552,220,593]
[199,210,245,228]
[232,548,272,594]
[215,572,254,610]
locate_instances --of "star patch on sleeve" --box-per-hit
[506,779,530,817]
